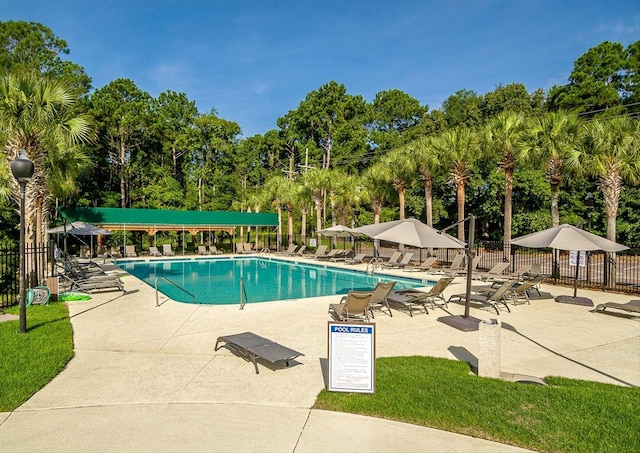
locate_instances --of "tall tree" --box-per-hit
[300,168,331,236]
[0,20,92,95]
[578,116,640,242]
[89,79,153,208]
[548,41,630,116]
[278,81,368,171]
[406,136,440,227]
[484,112,528,250]
[433,127,477,240]
[362,163,390,225]
[623,41,640,110]
[368,89,427,152]
[481,83,536,118]
[0,71,93,245]
[154,90,198,178]
[379,147,416,220]
[523,111,583,227]
[441,89,483,128]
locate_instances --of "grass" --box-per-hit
[0,303,74,412]
[315,356,640,453]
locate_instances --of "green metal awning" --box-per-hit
[58,207,278,234]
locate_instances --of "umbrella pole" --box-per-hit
[463,215,475,319]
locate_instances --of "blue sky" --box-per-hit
[3,0,639,137]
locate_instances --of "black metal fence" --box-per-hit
[278,233,640,295]
[2,234,638,309]
[0,243,52,310]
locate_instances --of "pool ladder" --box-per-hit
[366,257,383,274]
[155,276,196,306]
[239,277,249,310]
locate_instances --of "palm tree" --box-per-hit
[579,116,640,242]
[433,127,477,241]
[362,163,390,225]
[0,71,94,245]
[333,173,365,227]
[300,168,330,237]
[484,111,528,253]
[407,136,440,227]
[380,147,416,220]
[523,111,583,227]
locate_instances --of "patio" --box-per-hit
[0,257,637,452]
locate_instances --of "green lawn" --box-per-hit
[315,356,640,453]
[0,303,74,412]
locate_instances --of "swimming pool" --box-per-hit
[116,257,432,305]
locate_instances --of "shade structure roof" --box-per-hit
[354,218,466,249]
[57,207,278,235]
[511,224,628,252]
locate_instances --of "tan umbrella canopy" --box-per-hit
[317,225,362,238]
[511,224,628,252]
[354,218,465,249]
[47,221,113,236]
[511,224,628,304]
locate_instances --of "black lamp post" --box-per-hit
[11,150,35,334]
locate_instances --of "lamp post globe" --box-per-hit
[11,150,34,334]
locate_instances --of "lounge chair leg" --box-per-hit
[250,356,260,374]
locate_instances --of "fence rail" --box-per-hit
[2,236,638,310]
[0,243,52,310]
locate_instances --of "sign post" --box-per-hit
[328,322,376,393]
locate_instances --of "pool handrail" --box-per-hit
[239,277,249,310]
[155,276,196,306]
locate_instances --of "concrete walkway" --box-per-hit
[1,257,638,452]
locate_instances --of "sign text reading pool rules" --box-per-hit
[328,322,376,393]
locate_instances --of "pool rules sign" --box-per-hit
[328,322,376,393]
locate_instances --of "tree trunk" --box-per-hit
[287,205,294,244]
[120,141,126,208]
[550,183,560,227]
[315,198,322,233]
[398,186,406,220]
[504,169,513,260]
[457,182,465,241]
[424,178,433,227]
[276,206,282,252]
[602,172,622,287]
[301,207,307,246]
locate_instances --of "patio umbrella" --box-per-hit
[511,224,628,304]
[47,221,113,257]
[317,225,362,238]
[318,224,362,250]
[47,221,113,236]
[354,218,465,249]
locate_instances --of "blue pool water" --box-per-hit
[116,257,432,305]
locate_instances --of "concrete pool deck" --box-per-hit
[1,255,638,452]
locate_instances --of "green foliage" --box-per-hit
[0,20,92,95]
[315,356,640,453]
[548,40,639,116]
[617,186,640,247]
[441,89,483,128]
[0,303,74,411]
[481,83,536,117]
[368,89,428,152]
